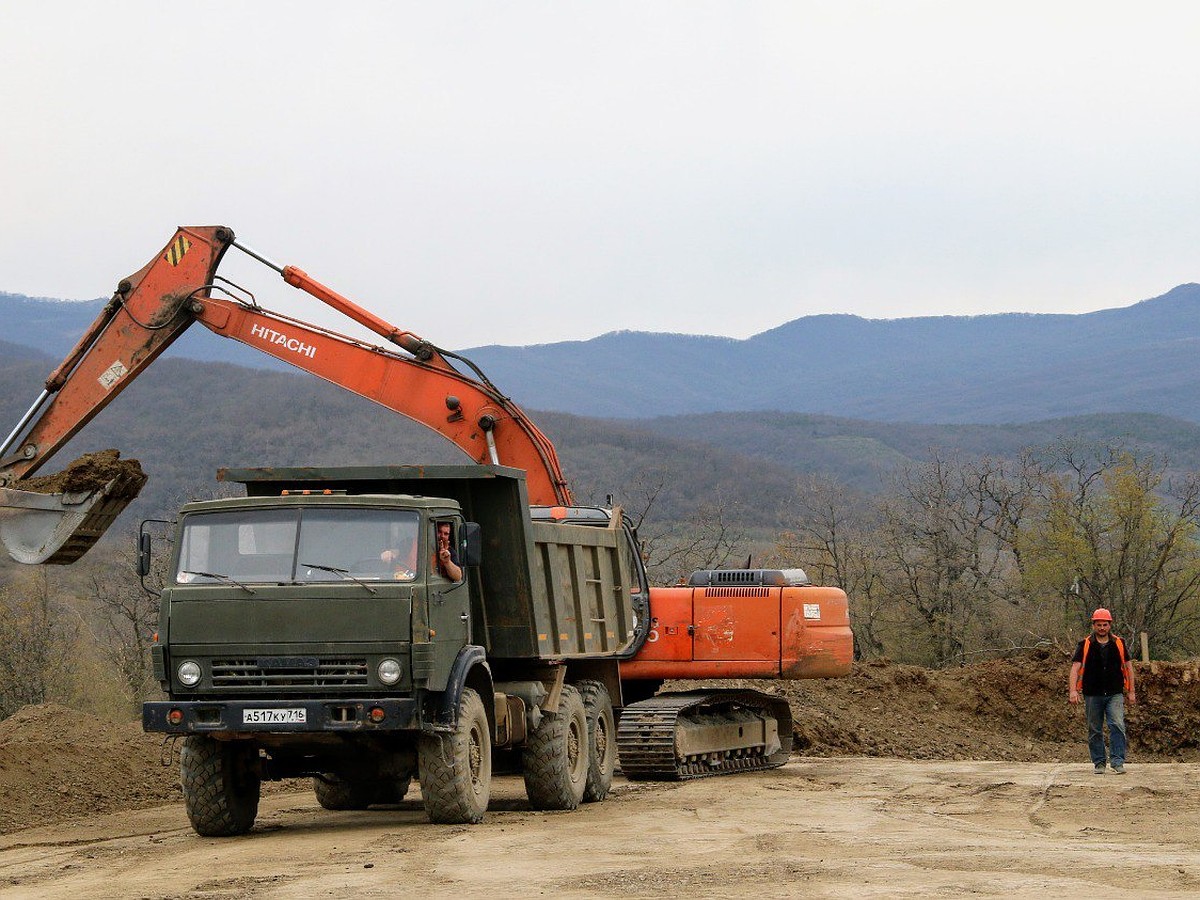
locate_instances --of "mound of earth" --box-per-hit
[680,648,1200,762]
[0,704,180,834]
[3,652,1199,835]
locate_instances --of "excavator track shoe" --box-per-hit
[615,689,793,781]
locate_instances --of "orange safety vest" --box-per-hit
[1076,635,1129,693]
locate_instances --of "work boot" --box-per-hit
[1112,764,1126,774]
[1094,764,1105,774]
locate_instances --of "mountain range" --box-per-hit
[6,345,1200,529]
[6,284,1200,423]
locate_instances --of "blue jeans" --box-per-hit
[1084,693,1126,767]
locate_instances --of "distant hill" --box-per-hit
[9,284,1200,424]
[461,284,1200,423]
[5,353,1200,534]
[0,292,291,372]
[628,410,1200,494]
[0,339,47,363]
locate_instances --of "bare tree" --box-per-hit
[90,551,163,712]
[772,475,888,659]
[614,469,746,585]
[0,569,79,718]
[878,450,1022,666]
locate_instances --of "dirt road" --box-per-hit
[3,758,1198,899]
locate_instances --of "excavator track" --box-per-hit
[615,690,793,780]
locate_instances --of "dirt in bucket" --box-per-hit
[13,449,147,499]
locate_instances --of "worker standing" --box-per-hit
[1068,608,1136,774]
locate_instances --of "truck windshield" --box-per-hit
[175,508,421,585]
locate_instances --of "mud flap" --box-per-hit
[0,474,143,564]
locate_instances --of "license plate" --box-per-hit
[242,707,307,725]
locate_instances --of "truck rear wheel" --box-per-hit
[313,774,412,809]
[181,736,260,837]
[523,683,588,811]
[418,687,491,824]
[577,680,616,802]
[373,776,412,804]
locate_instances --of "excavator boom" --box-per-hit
[0,225,571,563]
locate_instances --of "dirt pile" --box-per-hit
[0,704,179,834]
[772,648,1200,761]
[13,450,147,499]
[3,653,1199,835]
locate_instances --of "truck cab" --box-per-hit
[150,491,472,725]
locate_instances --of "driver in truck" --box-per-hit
[380,520,419,579]
[434,520,462,581]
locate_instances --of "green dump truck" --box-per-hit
[141,465,649,833]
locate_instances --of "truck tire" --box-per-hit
[313,776,375,810]
[523,683,588,811]
[577,680,616,802]
[373,776,412,805]
[313,774,412,809]
[418,686,491,824]
[181,736,260,837]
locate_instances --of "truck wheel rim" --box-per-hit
[469,723,484,787]
[568,720,583,777]
[595,715,609,763]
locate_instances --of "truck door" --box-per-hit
[428,519,470,646]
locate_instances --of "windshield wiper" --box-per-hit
[301,562,378,595]
[179,570,257,595]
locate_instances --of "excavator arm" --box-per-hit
[0,225,571,563]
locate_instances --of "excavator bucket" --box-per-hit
[0,452,147,565]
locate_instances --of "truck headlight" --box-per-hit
[177,660,202,687]
[377,658,402,685]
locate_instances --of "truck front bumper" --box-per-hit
[143,698,420,734]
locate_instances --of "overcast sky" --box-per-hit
[3,2,1198,349]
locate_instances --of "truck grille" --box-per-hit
[211,658,369,687]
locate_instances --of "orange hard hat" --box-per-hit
[1091,607,1113,622]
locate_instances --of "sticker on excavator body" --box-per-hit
[164,234,191,266]
[98,360,128,390]
[804,603,821,620]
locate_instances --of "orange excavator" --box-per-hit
[0,225,852,779]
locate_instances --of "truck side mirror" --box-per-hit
[137,531,152,577]
[462,522,482,567]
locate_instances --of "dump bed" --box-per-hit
[219,465,642,661]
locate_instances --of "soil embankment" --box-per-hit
[3,650,1198,835]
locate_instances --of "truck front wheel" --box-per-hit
[181,736,260,836]
[523,683,588,811]
[418,687,491,824]
[577,680,616,802]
